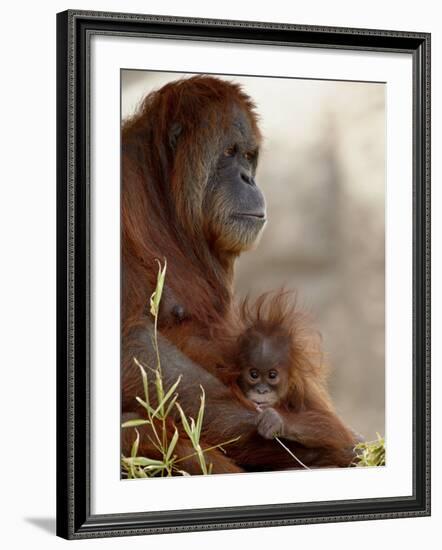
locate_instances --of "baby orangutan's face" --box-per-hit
[238,364,289,409]
[237,330,291,409]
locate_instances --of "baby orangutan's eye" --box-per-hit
[249,369,259,379]
[268,370,278,380]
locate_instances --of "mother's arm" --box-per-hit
[121,320,354,469]
[122,320,258,443]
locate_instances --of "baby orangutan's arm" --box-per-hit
[257,407,357,450]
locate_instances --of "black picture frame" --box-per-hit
[56,9,431,540]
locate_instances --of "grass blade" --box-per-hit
[152,375,182,418]
[134,357,150,406]
[122,419,150,428]
[150,258,167,317]
[131,429,140,458]
[195,386,205,441]
[166,428,180,461]
[135,396,156,417]
[175,402,193,441]
[124,457,164,467]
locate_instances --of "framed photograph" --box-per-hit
[56,10,431,539]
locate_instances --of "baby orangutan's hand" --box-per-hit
[256,407,284,439]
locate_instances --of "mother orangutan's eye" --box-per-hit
[224,145,236,157]
[244,151,254,162]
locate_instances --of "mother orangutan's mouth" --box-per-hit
[234,212,267,220]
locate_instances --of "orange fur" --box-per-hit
[221,290,357,454]
[121,76,357,473]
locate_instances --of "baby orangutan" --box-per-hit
[228,291,359,455]
[150,284,358,466]
[236,325,295,439]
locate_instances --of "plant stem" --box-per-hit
[274,436,311,470]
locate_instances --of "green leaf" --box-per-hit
[135,396,156,417]
[131,429,140,458]
[146,467,163,477]
[353,434,385,467]
[165,428,179,461]
[195,385,205,441]
[164,393,179,419]
[175,403,194,442]
[195,443,208,475]
[150,258,167,317]
[154,369,165,405]
[134,357,149,406]
[121,419,150,428]
[152,376,182,418]
[144,464,167,471]
[124,457,164,467]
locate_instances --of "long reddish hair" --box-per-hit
[121,75,262,333]
[217,289,337,413]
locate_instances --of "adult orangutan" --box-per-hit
[121,74,357,473]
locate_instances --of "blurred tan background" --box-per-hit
[122,70,385,441]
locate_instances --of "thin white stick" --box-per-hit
[274,436,311,470]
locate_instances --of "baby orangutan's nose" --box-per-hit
[256,384,270,395]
